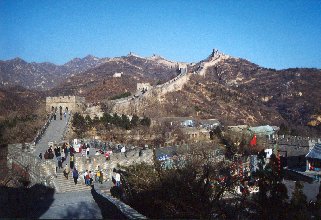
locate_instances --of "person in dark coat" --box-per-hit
[70,155,74,169]
[58,158,63,169]
[72,168,79,185]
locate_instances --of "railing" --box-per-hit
[7,143,56,187]
[33,113,54,145]
[93,184,147,219]
[61,113,72,141]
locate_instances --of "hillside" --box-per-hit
[0,55,108,90]
[1,51,320,141]
[48,53,181,102]
[0,86,46,144]
[202,57,321,128]
[89,51,320,135]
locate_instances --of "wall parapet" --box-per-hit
[93,185,147,219]
[7,144,56,188]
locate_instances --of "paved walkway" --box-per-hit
[28,112,142,219]
[34,113,70,158]
[38,191,103,219]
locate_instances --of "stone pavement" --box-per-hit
[34,113,70,158]
[38,191,103,219]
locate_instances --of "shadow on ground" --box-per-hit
[0,184,55,218]
[58,200,101,219]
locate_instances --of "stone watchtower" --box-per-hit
[46,96,86,113]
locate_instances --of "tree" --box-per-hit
[84,115,92,128]
[253,152,289,219]
[288,181,309,220]
[101,112,113,126]
[112,113,121,126]
[92,115,100,127]
[120,142,241,219]
[72,112,87,137]
[130,114,139,127]
[120,114,131,130]
[140,117,151,127]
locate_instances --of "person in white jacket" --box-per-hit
[115,173,121,187]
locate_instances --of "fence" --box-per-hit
[33,113,54,145]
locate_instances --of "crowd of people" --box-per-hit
[38,139,126,189]
[79,167,104,186]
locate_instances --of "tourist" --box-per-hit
[63,164,70,179]
[72,168,79,185]
[61,150,65,162]
[105,151,110,161]
[70,155,74,169]
[95,169,100,182]
[57,146,61,156]
[99,170,103,184]
[58,157,63,169]
[85,171,90,186]
[115,172,121,187]
[86,147,90,158]
[44,150,49,159]
[84,170,88,184]
[54,146,58,158]
[48,146,53,154]
[70,145,75,156]
[95,151,100,156]
[89,171,93,185]
[39,153,42,159]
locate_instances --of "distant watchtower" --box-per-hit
[46,96,86,113]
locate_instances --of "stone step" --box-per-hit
[54,174,90,193]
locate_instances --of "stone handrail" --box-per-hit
[93,184,147,219]
[62,112,72,140]
[7,143,56,187]
[33,113,53,145]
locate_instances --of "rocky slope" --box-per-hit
[101,51,320,134]
[0,86,46,143]
[0,55,108,90]
[48,53,181,102]
[1,50,320,136]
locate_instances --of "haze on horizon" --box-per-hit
[1,0,321,70]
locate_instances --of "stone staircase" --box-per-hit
[54,172,91,193]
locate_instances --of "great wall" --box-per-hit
[111,49,230,115]
[2,110,150,218]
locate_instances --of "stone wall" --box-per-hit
[111,71,192,115]
[93,184,147,219]
[46,96,86,113]
[33,113,53,145]
[74,149,154,180]
[7,144,56,188]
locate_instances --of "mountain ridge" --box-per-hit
[1,50,320,136]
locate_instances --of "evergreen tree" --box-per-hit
[121,114,131,130]
[289,181,309,220]
[112,113,121,126]
[102,113,113,126]
[72,112,87,137]
[131,114,139,127]
[140,117,151,127]
[84,115,92,128]
[253,152,289,219]
[92,115,100,127]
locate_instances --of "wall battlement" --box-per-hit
[46,96,86,113]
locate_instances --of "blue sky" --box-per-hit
[1,0,321,69]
